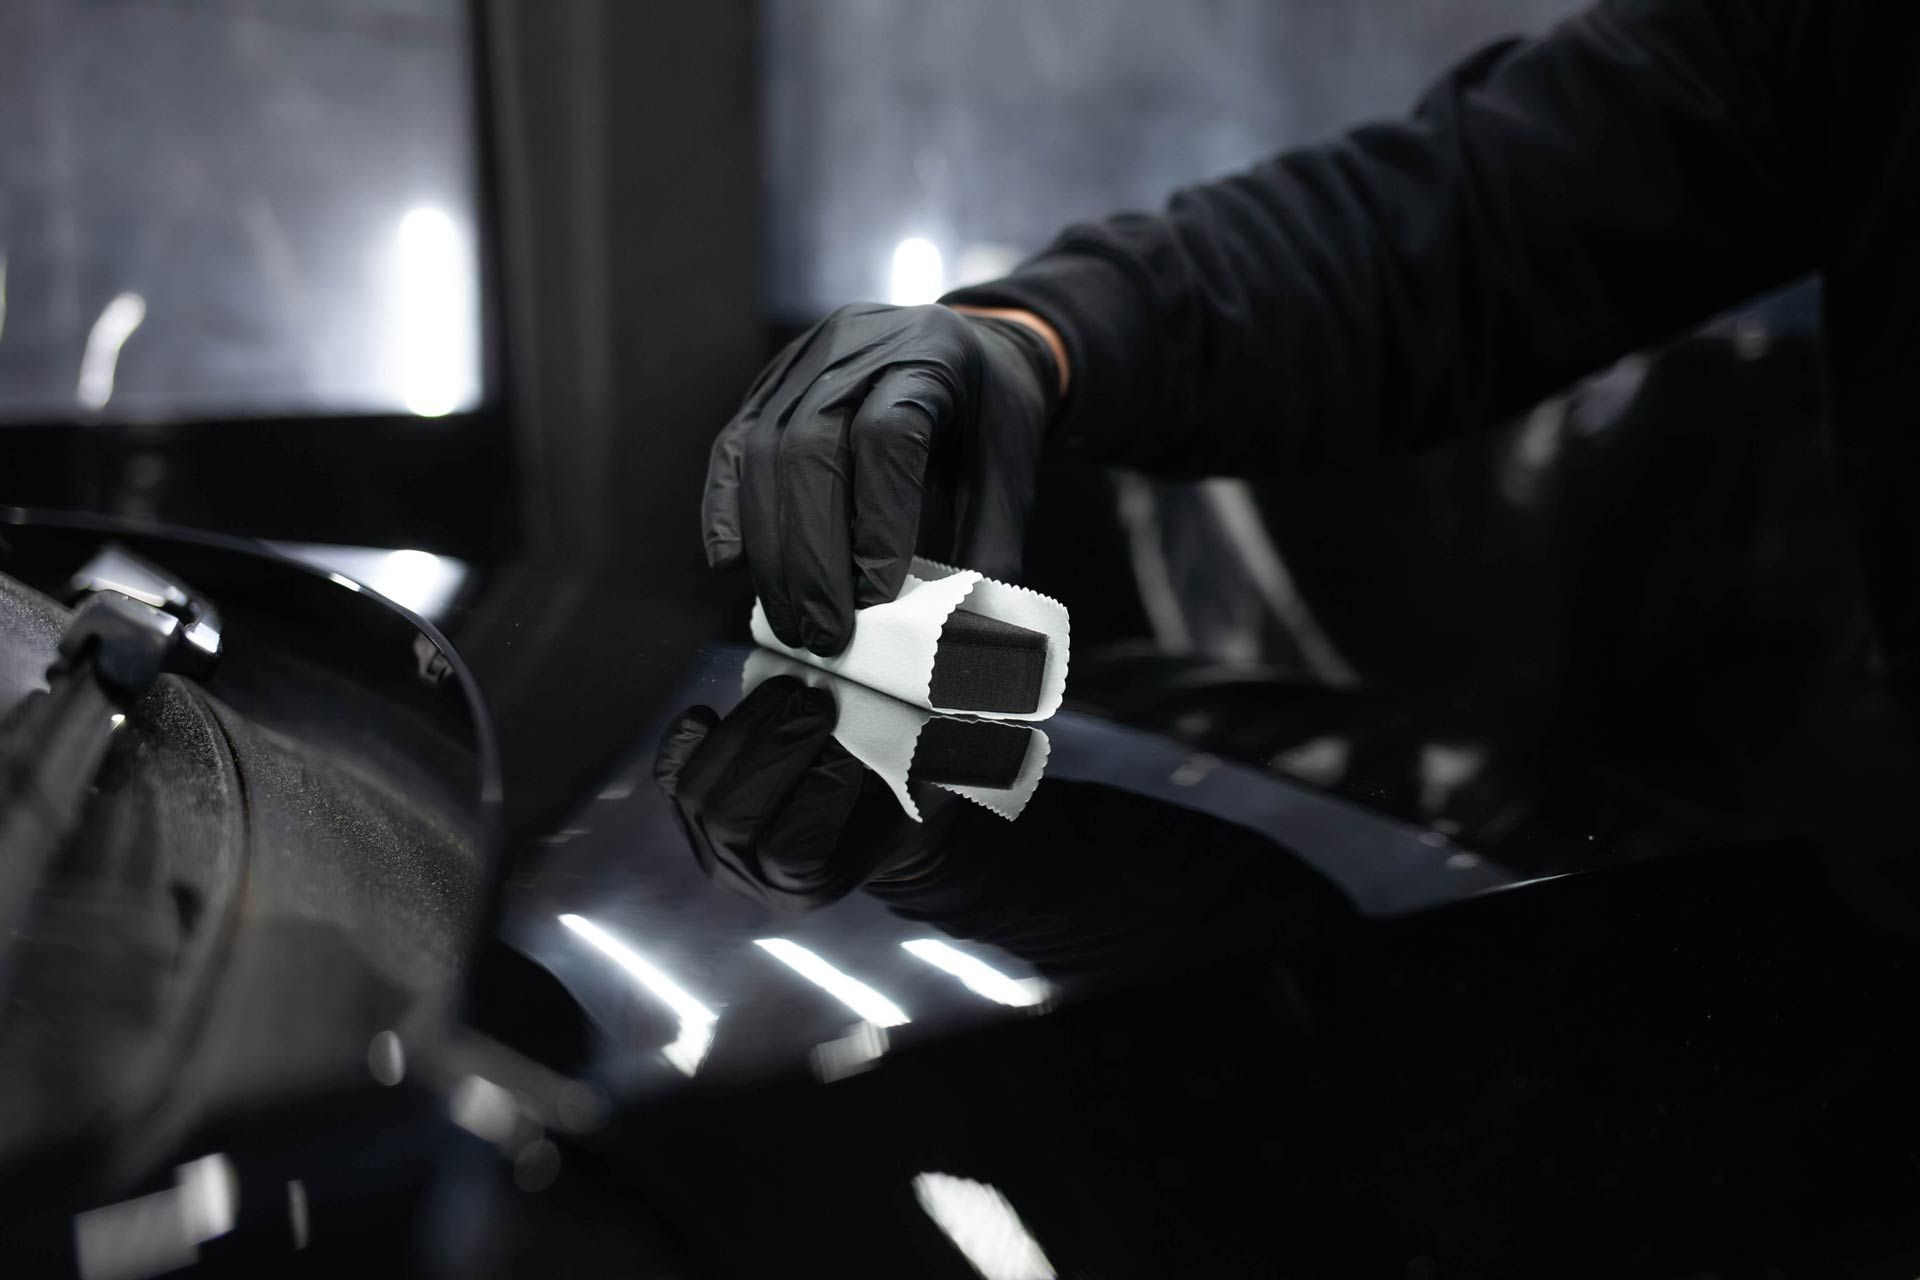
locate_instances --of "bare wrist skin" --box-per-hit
[949,305,1071,397]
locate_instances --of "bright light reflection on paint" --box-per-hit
[561,913,718,1076]
[913,1172,1055,1280]
[902,939,1048,1008]
[754,938,909,1028]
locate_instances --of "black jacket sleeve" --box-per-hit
[942,0,1830,474]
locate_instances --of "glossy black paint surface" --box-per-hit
[451,545,1920,1275]
[497,641,1524,1099]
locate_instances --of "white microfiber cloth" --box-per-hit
[749,557,1070,721]
[742,649,1050,822]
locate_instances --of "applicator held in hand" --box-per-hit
[749,557,1069,720]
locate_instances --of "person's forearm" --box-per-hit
[945,0,1825,475]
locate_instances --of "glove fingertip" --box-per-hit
[800,614,853,658]
[853,561,906,609]
[796,685,838,717]
[653,705,721,796]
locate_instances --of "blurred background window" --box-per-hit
[764,0,1585,322]
[0,0,482,423]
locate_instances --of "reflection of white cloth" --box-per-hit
[742,650,1049,823]
[750,557,1070,721]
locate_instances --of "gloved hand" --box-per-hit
[702,304,1059,655]
[653,675,955,913]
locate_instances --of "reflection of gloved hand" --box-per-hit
[653,676,953,912]
[702,304,1060,656]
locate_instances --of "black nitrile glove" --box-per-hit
[653,676,955,913]
[702,304,1059,656]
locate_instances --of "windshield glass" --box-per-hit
[0,0,482,422]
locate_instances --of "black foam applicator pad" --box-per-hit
[925,608,1049,714]
[907,718,1036,789]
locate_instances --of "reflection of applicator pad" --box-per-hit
[908,717,1036,788]
[749,557,1069,721]
[927,610,1049,715]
